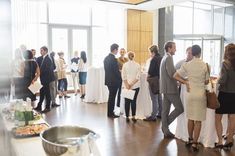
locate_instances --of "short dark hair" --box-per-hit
[110,43,119,52]
[40,46,48,53]
[23,50,33,59]
[191,45,201,56]
[164,41,175,52]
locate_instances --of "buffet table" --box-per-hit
[175,84,228,148]
[0,104,47,156]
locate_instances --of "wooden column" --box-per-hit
[127,9,153,64]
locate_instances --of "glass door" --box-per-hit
[49,26,90,64]
[72,29,88,54]
[174,35,223,76]
[51,28,68,61]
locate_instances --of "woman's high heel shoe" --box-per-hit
[222,134,228,140]
[214,143,223,151]
[185,138,193,147]
[223,142,233,150]
[191,142,199,152]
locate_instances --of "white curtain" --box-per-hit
[11,0,47,53]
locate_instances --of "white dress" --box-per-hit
[177,58,209,121]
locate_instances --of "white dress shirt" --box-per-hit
[122,60,141,89]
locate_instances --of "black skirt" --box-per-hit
[216,91,235,114]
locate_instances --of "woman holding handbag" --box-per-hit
[143,45,162,121]
[173,45,209,152]
[215,43,235,150]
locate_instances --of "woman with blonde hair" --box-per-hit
[122,51,141,122]
[215,43,235,150]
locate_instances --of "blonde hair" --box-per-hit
[128,51,135,60]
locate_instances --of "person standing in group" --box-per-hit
[12,48,24,99]
[116,48,128,108]
[173,45,209,151]
[78,51,87,99]
[22,50,40,102]
[35,46,55,113]
[122,51,140,123]
[104,43,121,118]
[175,47,193,70]
[174,47,193,142]
[144,45,162,121]
[31,49,37,60]
[71,51,80,96]
[49,52,60,107]
[57,52,70,99]
[159,41,184,138]
[215,43,235,150]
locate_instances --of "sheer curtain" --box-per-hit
[11,0,47,54]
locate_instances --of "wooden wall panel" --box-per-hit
[127,10,140,31]
[140,11,153,31]
[127,9,153,64]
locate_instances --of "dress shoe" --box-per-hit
[143,116,156,122]
[34,105,42,112]
[164,132,175,139]
[52,103,60,107]
[108,114,120,118]
[156,115,161,119]
[41,108,51,113]
[132,118,137,123]
[80,94,85,99]
[64,95,70,98]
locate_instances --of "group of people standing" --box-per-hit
[103,41,235,152]
[12,45,88,113]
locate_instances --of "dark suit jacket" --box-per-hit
[148,54,162,77]
[37,55,55,85]
[103,53,122,87]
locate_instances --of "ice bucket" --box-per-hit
[40,125,99,156]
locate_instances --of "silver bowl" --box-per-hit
[40,125,98,156]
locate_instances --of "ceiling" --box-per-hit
[96,0,152,5]
[28,0,235,10]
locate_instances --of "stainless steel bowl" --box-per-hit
[40,125,98,156]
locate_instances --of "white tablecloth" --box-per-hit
[175,84,228,148]
[84,67,109,103]
[0,104,47,156]
[0,104,101,156]
[118,73,152,119]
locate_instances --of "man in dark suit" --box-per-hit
[104,43,121,118]
[34,46,55,113]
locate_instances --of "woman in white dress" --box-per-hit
[173,45,209,151]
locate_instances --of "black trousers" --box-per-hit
[116,83,122,107]
[125,88,139,117]
[107,85,119,116]
[38,83,51,109]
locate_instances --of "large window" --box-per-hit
[173,2,193,34]
[11,0,125,66]
[173,2,235,76]
[193,3,212,34]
